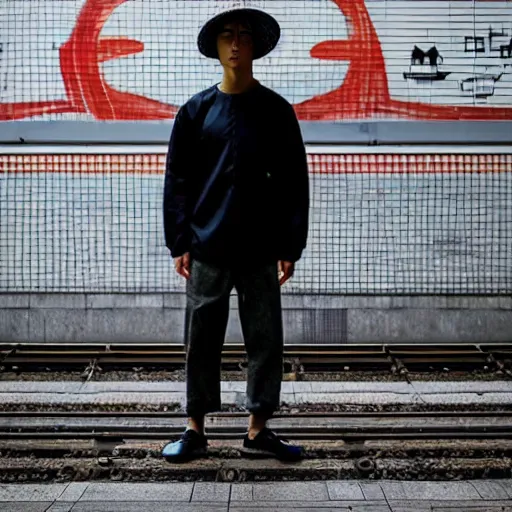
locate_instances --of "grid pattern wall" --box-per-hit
[1,0,512,123]
[1,152,511,294]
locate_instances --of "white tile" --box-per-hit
[0,484,67,502]
[326,481,364,500]
[192,483,230,502]
[56,483,89,502]
[79,483,193,502]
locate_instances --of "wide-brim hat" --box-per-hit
[197,7,280,60]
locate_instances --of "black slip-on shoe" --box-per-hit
[241,427,303,461]
[162,429,208,463]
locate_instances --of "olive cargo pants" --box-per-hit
[184,258,283,418]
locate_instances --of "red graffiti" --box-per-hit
[0,0,511,122]
[296,0,512,120]
[0,0,177,121]
[296,0,389,120]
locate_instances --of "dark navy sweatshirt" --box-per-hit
[163,81,309,267]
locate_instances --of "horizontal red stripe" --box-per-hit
[0,154,511,174]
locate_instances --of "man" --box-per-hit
[162,6,309,462]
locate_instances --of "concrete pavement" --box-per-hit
[1,480,512,511]
[1,380,512,407]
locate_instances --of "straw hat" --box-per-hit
[197,6,280,60]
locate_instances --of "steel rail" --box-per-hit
[1,343,511,375]
[2,411,512,441]
[2,432,512,441]
[1,411,511,418]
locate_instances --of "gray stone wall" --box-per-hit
[1,293,511,344]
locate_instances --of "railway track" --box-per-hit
[2,410,512,441]
[1,409,512,482]
[1,342,512,482]
[1,342,512,377]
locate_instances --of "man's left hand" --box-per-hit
[278,260,294,286]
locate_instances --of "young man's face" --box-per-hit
[216,21,254,69]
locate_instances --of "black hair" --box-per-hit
[216,13,254,34]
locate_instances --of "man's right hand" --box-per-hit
[174,252,191,280]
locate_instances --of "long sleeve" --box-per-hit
[275,103,310,262]
[163,106,193,257]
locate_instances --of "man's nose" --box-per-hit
[231,35,240,50]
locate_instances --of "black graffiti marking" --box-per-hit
[0,42,9,92]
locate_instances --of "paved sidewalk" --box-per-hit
[2,380,512,407]
[1,480,512,511]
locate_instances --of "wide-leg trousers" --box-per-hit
[184,258,284,418]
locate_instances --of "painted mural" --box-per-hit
[1,1,511,295]
[0,0,512,122]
